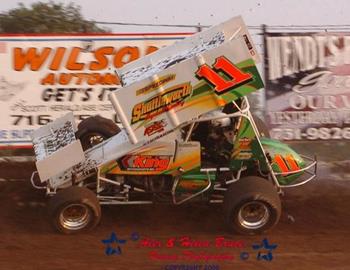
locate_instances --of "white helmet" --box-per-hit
[210,111,231,128]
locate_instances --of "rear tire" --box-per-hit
[76,115,120,150]
[223,176,281,235]
[48,186,101,234]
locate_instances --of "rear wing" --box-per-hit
[118,16,260,87]
[32,15,264,187]
[110,16,263,145]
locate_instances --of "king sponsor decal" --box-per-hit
[121,155,171,171]
[131,83,192,124]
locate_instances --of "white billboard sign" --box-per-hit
[0,33,190,146]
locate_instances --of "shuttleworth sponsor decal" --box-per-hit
[131,83,192,125]
[265,32,350,140]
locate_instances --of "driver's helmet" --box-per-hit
[209,111,231,128]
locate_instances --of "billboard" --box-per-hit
[0,33,190,146]
[265,32,350,140]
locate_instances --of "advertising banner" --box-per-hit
[265,32,350,140]
[0,33,190,146]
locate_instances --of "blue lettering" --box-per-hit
[0,130,8,139]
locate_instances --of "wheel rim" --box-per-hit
[85,133,105,148]
[59,204,91,231]
[237,201,270,230]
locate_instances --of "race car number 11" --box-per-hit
[196,56,253,94]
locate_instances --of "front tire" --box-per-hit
[48,186,101,234]
[223,176,281,235]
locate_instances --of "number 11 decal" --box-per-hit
[196,56,253,95]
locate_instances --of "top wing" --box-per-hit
[110,32,263,145]
[117,16,260,87]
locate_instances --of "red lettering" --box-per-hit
[49,47,66,70]
[144,158,157,168]
[13,47,51,71]
[114,46,140,68]
[90,46,114,70]
[131,156,170,171]
[215,237,244,248]
[41,73,55,85]
[196,56,252,94]
[139,238,162,248]
[58,73,72,85]
[66,47,84,70]
[145,46,158,55]
[133,156,145,168]
[158,159,169,171]
[179,236,210,248]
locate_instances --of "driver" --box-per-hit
[207,112,235,164]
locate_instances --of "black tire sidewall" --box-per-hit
[48,187,101,234]
[223,177,281,235]
[76,115,120,150]
[227,194,280,235]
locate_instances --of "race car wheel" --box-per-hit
[48,186,101,234]
[223,176,281,235]
[80,131,106,150]
[76,115,120,150]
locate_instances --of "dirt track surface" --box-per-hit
[0,162,350,270]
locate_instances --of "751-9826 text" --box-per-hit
[272,127,350,140]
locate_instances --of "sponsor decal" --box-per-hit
[131,83,192,124]
[243,34,255,56]
[273,154,300,173]
[136,74,176,96]
[177,179,209,190]
[178,142,200,148]
[238,137,251,149]
[122,155,171,171]
[196,56,253,95]
[235,152,253,160]
[233,137,253,160]
[144,119,167,136]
